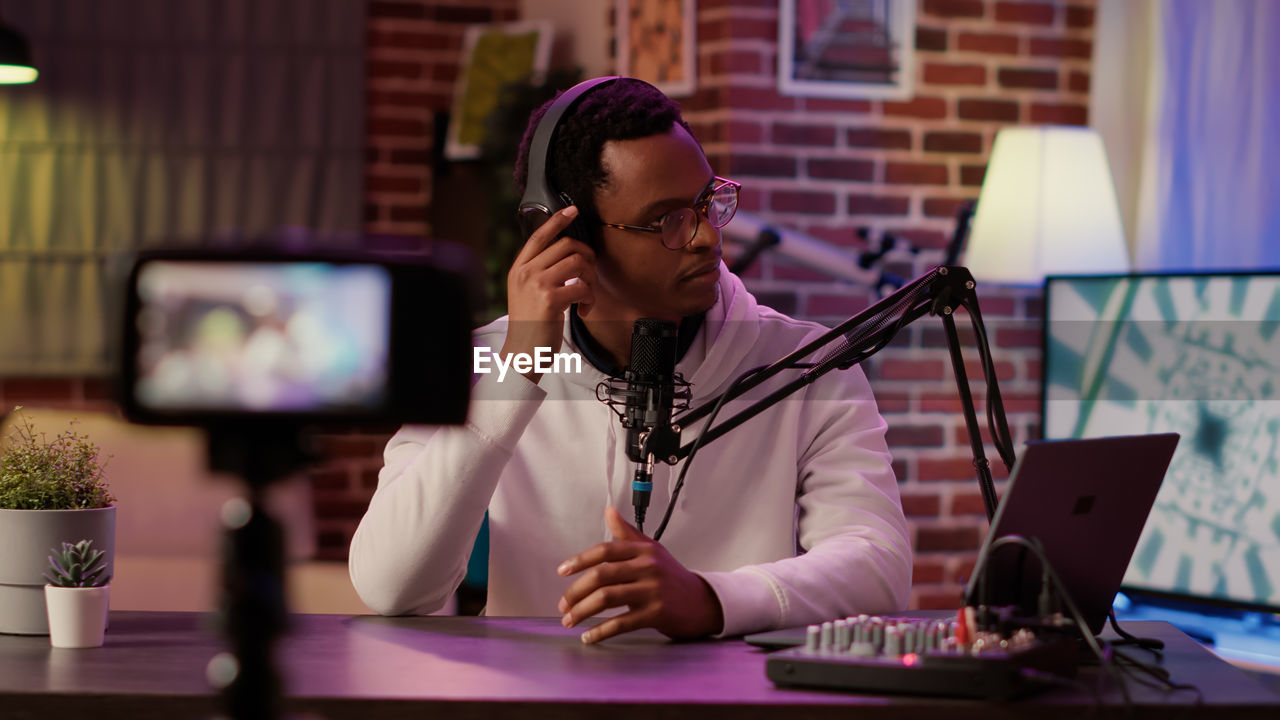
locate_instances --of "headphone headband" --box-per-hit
[517,76,621,241]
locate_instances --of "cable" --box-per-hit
[1108,610,1165,653]
[976,534,1132,708]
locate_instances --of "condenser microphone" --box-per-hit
[624,318,678,531]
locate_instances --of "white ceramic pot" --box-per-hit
[0,506,116,635]
[45,584,111,648]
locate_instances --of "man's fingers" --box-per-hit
[605,506,647,541]
[557,539,645,577]
[514,206,579,264]
[580,608,653,645]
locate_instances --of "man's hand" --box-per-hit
[556,506,725,644]
[502,206,597,383]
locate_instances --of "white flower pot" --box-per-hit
[0,506,115,635]
[45,585,110,648]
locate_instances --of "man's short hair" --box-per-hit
[513,77,695,245]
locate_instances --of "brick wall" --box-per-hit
[2,1,1097,598]
[676,0,1094,609]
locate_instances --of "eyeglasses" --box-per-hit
[600,176,741,250]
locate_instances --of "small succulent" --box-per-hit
[44,539,111,588]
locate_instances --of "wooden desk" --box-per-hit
[1,612,1277,719]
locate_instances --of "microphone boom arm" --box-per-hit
[649,266,1015,522]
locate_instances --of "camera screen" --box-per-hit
[132,261,392,414]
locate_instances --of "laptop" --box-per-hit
[745,434,1179,648]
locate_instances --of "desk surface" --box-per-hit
[2,612,1278,719]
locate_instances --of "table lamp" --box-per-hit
[0,17,37,85]
[965,126,1129,285]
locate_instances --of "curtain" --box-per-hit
[0,0,366,375]
[1093,0,1280,272]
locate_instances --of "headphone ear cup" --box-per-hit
[517,204,557,241]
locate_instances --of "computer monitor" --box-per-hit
[1041,272,1280,617]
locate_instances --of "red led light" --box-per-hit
[901,653,919,666]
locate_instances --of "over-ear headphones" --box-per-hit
[517,76,621,242]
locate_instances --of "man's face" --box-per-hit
[590,125,722,324]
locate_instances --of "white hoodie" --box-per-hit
[349,265,912,637]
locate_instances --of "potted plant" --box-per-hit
[0,407,115,635]
[44,539,111,648]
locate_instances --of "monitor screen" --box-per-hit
[1042,272,1280,615]
[132,260,392,414]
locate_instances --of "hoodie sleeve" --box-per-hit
[697,365,912,637]
[348,370,544,616]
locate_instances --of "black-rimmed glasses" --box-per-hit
[600,176,741,250]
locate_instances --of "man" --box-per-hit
[349,77,911,644]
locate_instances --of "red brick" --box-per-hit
[916,525,982,552]
[913,558,947,584]
[431,63,460,84]
[387,149,432,166]
[82,378,116,401]
[901,492,942,517]
[808,158,874,182]
[369,31,460,52]
[923,62,987,86]
[368,117,432,137]
[368,90,434,109]
[875,391,911,413]
[311,470,352,491]
[920,392,963,413]
[1030,37,1093,60]
[1067,4,1096,28]
[957,32,1020,55]
[995,1,1056,25]
[370,1,428,20]
[885,162,948,185]
[2,378,75,403]
[435,5,498,23]
[771,123,836,147]
[995,327,1041,348]
[923,131,983,154]
[725,17,776,42]
[998,67,1059,90]
[916,26,948,52]
[314,498,372,521]
[892,458,909,482]
[366,174,424,194]
[878,358,948,381]
[1030,102,1088,125]
[918,456,979,482]
[887,424,946,447]
[727,86,798,111]
[770,190,836,215]
[924,0,985,19]
[846,128,912,150]
[960,164,988,187]
[389,204,429,222]
[964,358,1017,382]
[729,154,798,178]
[972,295,1017,317]
[882,96,948,120]
[804,293,872,317]
[317,435,386,460]
[949,556,979,584]
[848,194,911,216]
[1026,358,1042,381]
[804,98,874,113]
[709,50,763,76]
[957,98,1020,122]
[360,468,381,490]
[923,197,976,219]
[1068,70,1091,93]
[725,120,763,144]
[950,492,990,517]
[911,587,966,611]
[885,227,949,250]
[368,60,422,80]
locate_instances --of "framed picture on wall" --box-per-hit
[446,21,553,160]
[778,0,916,100]
[616,0,696,97]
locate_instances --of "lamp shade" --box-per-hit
[965,126,1129,285]
[0,20,38,85]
